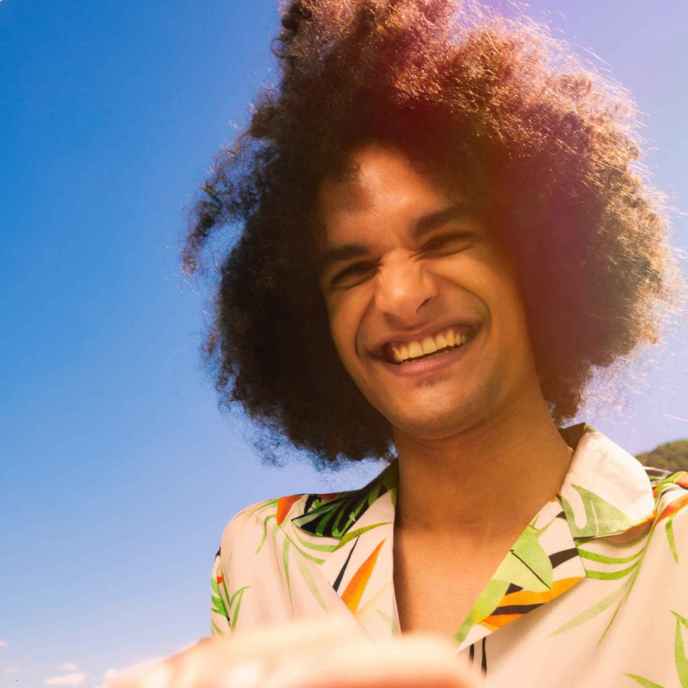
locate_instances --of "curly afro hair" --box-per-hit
[183,0,685,468]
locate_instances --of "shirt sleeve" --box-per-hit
[210,547,232,637]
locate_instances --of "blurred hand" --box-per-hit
[107,617,483,688]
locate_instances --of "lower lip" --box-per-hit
[375,331,479,378]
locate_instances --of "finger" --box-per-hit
[263,633,483,688]
[228,614,361,655]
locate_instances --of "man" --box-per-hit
[115,0,687,686]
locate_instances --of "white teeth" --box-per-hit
[421,337,437,355]
[390,328,472,363]
[408,341,423,358]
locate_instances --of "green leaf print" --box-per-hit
[211,575,228,618]
[211,591,227,618]
[294,522,391,554]
[228,586,249,628]
[281,531,326,565]
[550,576,631,636]
[293,468,395,539]
[318,503,346,535]
[625,611,688,688]
[584,560,641,581]
[292,494,358,537]
[560,485,634,538]
[577,545,645,566]
[257,514,275,554]
[672,612,688,688]
[453,521,554,644]
[295,555,329,612]
[505,524,553,590]
[282,536,293,605]
[666,520,679,563]
[334,493,377,535]
[625,674,664,688]
[246,498,279,520]
[652,471,688,496]
[454,578,511,644]
[211,562,249,630]
[335,522,392,550]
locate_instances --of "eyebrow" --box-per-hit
[316,202,478,277]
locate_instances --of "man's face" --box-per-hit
[316,143,542,442]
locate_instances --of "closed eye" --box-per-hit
[331,262,376,286]
[329,231,475,287]
[421,231,475,254]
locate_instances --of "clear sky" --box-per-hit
[2,1,687,686]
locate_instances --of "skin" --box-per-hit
[317,142,574,630]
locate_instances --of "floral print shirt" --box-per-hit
[210,423,688,687]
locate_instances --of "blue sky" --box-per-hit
[2,1,686,686]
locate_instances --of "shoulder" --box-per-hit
[217,462,397,552]
[216,488,355,551]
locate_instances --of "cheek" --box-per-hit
[328,295,368,365]
[436,252,493,292]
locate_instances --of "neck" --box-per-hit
[392,393,573,544]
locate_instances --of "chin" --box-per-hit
[390,405,469,440]
[390,384,503,439]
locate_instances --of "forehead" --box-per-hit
[316,143,460,242]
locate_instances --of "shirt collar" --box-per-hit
[288,423,655,643]
[557,423,655,538]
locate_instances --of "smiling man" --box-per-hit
[314,142,577,642]
[178,0,688,685]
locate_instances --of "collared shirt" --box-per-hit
[210,424,688,687]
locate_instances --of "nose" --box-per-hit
[373,252,438,326]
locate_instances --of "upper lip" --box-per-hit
[368,320,480,359]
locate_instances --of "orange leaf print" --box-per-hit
[656,492,688,523]
[482,577,582,629]
[276,495,302,525]
[499,577,582,608]
[341,540,385,614]
[483,613,521,630]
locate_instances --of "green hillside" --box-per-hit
[636,439,688,472]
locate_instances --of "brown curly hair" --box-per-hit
[183,0,685,468]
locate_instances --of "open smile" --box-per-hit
[373,325,480,378]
